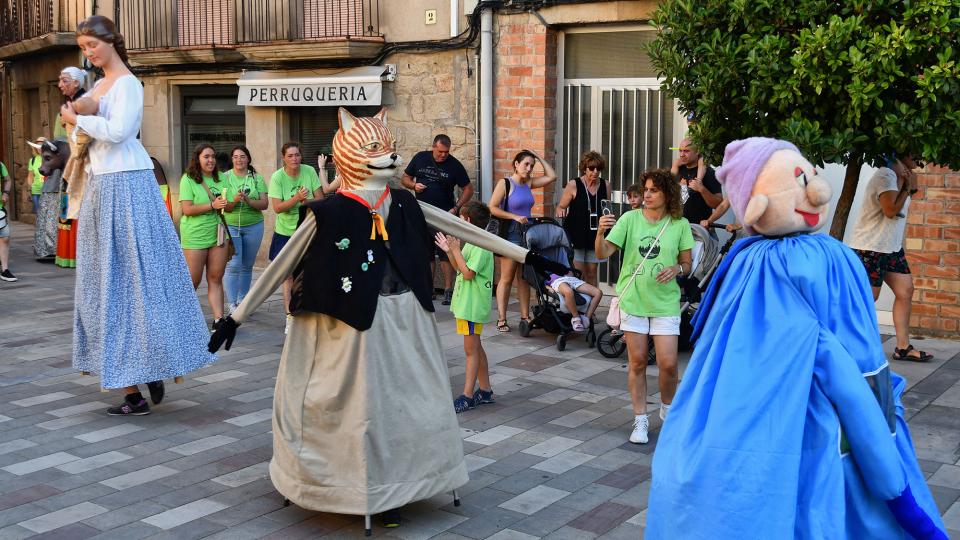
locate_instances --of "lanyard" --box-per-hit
[339,186,391,240]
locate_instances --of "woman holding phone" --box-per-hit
[595,169,693,445]
[556,150,609,287]
[222,145,269,313]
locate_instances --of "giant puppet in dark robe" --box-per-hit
[645,138,947,539]
[209,108,564,525]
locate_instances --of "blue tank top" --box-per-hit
[503,178,534,218]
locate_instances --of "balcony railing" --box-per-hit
[0,0,92,47]
[116,0,382,51]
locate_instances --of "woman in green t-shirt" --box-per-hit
[179,143,239,326]
[222,145,268,313]
[595,168,694,446]
[267,142,324,323]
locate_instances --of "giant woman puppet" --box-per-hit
[209,108,565,527]
[646,138,946,539]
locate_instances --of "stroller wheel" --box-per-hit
[556,334,567,351]
[596,328,626,358]
[586,326,596,347]
[519,318,531,338]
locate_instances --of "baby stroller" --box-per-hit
[518,218,598,351]
[596,223,740,359]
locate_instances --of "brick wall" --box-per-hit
[904,165,960,337]
[494,13,559,217]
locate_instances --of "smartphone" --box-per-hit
[589,213,599,230]
[600,199,615,217]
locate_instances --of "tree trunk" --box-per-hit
[829,157,863,240]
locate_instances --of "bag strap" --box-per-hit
[199,180,232,233]
[618,218,671,299]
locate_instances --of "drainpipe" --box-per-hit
[479,6,494,202]
[450,0,459,37]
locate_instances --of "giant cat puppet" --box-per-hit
[209,108,565,520]
[646,137,947,539]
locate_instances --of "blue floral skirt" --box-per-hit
[73,169,216,388]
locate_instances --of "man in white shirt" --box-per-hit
[848,155,932,362]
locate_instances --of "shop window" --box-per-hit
[181,85,245,173]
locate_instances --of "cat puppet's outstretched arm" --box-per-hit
[208,212,317,351]
[419,202,569,277]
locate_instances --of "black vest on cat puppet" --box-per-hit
[289,188,435,331]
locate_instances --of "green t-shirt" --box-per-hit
[0,162,8,209]
[223,169,267,227]
[450,243,495,323]
[606,212,695,317]
[178,172,227,249]
[268,165,321,236]
[29,155,44,195]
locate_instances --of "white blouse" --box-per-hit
[75,74,154,175]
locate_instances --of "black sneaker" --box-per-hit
[453,394,475,413]
[381,509,401,528]
[146,381,165,405]
[0,269,17,282]
[106,398,150,416]
[473,388,495,405]
[441,289,453,305]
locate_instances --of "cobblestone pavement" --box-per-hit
[1,224,958,539]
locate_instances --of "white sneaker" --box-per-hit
[629,414,649,444]
[284,314,293,335]
[659,403,671,421]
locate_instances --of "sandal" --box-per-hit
[892,344,933,362]
[497,319,510,332]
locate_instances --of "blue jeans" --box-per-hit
[32,194,40,214]
[224,220,265,306]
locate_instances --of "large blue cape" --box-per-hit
[646,234,945,539]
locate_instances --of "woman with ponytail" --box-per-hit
[59,16,215,416]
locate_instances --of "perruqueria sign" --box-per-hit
[237,65,395,107]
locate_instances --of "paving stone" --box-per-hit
[532,451,596,474]
[521,436,582,458]
[211,461,270,488]
[195,370,248,384]
[0,439,38,456]
[141,498,230,529]
[55,451,131,474]
[486,529,539,540]
[465,425,526,446]
[169,435,238,456]
[557,483,625,512]
[18,502,108,534]
[99,465,179,490]
[74,424,144,443]
[29,522,101,540]
[230,388,275,403]
[45,401,110,418]
[2,452,80,476]
[0,485,62,512]
[499,485,570,515]
[37,413,101,431]
[224,408,273,427]
[11,392,76,408]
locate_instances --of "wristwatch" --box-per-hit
[676,264,684,276]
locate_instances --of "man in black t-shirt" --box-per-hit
[401,134,475,304]
[675,138,723,224]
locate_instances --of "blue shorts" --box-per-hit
[268,233,290,261]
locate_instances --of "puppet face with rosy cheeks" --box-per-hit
[742,149,832,236]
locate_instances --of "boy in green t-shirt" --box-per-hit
[434,201,495,413]
[0,161,16,282]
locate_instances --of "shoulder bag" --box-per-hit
[200,181,237,262]
[606,218,671,328]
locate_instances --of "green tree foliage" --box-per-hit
[647,0,960,238]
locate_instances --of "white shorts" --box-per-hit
[620,312,681,335]
[573,248,607,264]
[550,276,591,314]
